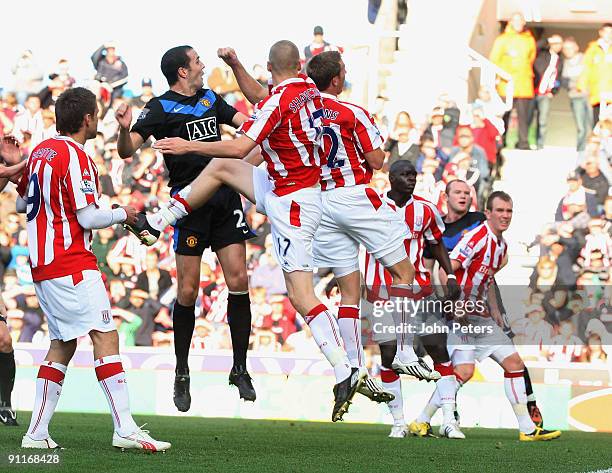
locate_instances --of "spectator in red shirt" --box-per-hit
[468,105,501,173]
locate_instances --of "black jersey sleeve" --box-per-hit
[130,99,165,141]
[215,93,240,126]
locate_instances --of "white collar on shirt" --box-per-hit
[271,76,306,94]
[484,221,504,245]
[53,135,85,151]
[320,92,338,101]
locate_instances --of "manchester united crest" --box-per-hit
[200,98,211,107]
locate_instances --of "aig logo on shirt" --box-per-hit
[186,117,217,141]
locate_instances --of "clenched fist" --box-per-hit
[115,103,133,130]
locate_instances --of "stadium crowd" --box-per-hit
[0,22,610,364]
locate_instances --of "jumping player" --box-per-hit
[126,41,364,421]
[17,87,169,451]
[364,161,463,438]
[115,45,256,409]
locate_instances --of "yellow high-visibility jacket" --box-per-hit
[578,40,612,106]
[489,26,536,99]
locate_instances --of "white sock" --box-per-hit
[434,362,458,424]
[381,368,404,425]
[95,355,139,437]
[148,187,192,231]
[27,362,67,440]
[337,305,364,369]
[417,387,440,423]
[389,285,418,363]
[504,370,536,433]
[305,305,351,383]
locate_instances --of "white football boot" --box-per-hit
[21,435,63,449]
[391,357,441,381]
[439,422,466,439]
[112,424,171,452]
[388,424,408,438]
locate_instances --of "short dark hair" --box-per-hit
[486,190,512,210]
[161,46,193,86]
[389,159,416,176]
[306,51,342,91]
[55,87,96,135]
[600,23,612,29]
[445,179,469,195]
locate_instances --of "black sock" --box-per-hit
[227,292,252,369]
[523,368,537,407]
[172,303,196,373]
[0,351,15,407]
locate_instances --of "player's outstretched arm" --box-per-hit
[116,103,144,158]
[76,203,139,230]
[154,134,257,159]
[218,47,268,104]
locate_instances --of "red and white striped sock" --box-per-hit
[305,304,351,383]
[381,368,404,425]
[504,370,536,433]
[337,305,364,369]
[27,361,66,440]
[95,355,139,437]
[434,362,458,424]
[389,285,418,363]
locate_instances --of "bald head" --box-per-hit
[268,40,301,75]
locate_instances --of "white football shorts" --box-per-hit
[34,270,115,341]
[313,184,409,272]
[253,166,322,273]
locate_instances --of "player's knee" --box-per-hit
[225,268,249,293]
[455,364,474,381]
[177,284,199,306]
[502,353,524,372]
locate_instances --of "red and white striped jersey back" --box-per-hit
[319,94,383,190]
[363,194,445,301]
[449,222,507,304]
[17,136,100,282]
[240,76,325,196]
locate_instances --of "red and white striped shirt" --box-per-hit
[319,93,383,190]
[364,194,445,301]
[240,76,325,196]
[17,136,100,282]
[449,222,507,303]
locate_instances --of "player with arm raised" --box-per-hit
[124,40,367,422]
[214,48,424,391]
[417,190,560,441]
[18,87,169,451]
[114,45,256,409]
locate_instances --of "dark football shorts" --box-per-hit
[171,184,254,256]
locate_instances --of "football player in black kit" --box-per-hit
[115,46,257,411]
[423,179,544,427]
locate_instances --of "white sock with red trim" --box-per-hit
[434,362,457,424]
[305,304,351,383]
[389,285,418,363]
[337,305,364,369]
[27,362,67,440]
[148,187,192,231]
[95,355,139,437]
[381,367,404,425]
[417,370,465,423]
[504,369,536,433]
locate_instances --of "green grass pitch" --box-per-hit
[0,413,611,473]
